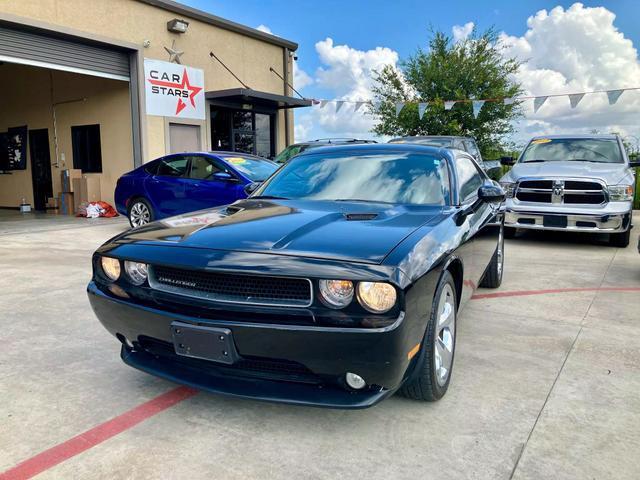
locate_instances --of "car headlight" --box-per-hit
[608,185,633,201]
[100,256,121,281]
[124,261,148,285]
[499,182,516,198]
[357,282,397,313]
[319,279,354,309]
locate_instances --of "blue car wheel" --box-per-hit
[128,198,154,228]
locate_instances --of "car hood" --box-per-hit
[113,199,444,264]
[506,161,629,184]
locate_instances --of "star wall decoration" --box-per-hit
[164,40,184,64]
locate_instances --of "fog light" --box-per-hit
[345,372,366,390]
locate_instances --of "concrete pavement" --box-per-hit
[1,210,639,479]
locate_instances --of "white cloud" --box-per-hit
[293,59,313,90]
[499,3,640,143]
[255,24,273,34]
[294,38,400,141]
[452,22,474,43]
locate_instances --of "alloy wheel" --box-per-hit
[130,202,151,227]
[434,284,456,387]
[497,227,504,278]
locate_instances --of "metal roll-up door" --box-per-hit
[0,23,130,81]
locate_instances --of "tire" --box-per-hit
[127,198,154,228]
[399,271,457,402]
[504,226,517,239]
[609,229,630,248]
[480,226,504,288]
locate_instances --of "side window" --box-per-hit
[456,156,484,204]
[188,156,222,180]
[143,161,158,175]
[464,140,482,162]
[156,156,188,177]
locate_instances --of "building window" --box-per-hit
[211,106,275,158]
[71,124,102,173]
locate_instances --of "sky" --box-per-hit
[179,0,640,148]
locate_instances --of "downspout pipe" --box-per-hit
[283,47,290,147]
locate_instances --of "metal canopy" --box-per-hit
[206,88,312,110]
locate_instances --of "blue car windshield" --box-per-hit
[221,155,278,181]
[256,151,450,205]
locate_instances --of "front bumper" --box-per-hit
[88,282,416,409]
[504,200,632,233]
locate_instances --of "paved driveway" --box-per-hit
[1,211,639,480]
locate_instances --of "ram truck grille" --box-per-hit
[515,179,606,205]
[149,265,313,307]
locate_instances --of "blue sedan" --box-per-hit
[115,152,278,227]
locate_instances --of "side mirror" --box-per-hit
[243,181,261,196]
[478,182,505,204]
[211,171,235,181]
[500,156,516,166]
[629,160,640,168]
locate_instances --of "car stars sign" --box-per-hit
[144,59,205,119]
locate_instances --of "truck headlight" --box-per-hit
[499,182,515,198]
[100,256,121,281]
[357,282,397,313]
[124,261,148,285]
[319,280,354,309]
[608,185,633,202]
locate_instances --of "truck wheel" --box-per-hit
[504,226,517,239]
[128,198,154,228]
[399,271,457,402]
[480,227,504,288]
[609,229,630,248]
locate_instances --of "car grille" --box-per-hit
[515,179,606,205]
[149,265,313,307]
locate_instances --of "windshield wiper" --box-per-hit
[522,159,547,163]
[334,198,394,204]
[567,159,612,163]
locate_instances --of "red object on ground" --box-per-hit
[76,201,119,218]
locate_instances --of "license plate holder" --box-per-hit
[171,322,239,365]
[543,215,567,228]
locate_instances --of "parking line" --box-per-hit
[471,286,640,300]
[0,386,198,480]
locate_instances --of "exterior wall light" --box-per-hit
[167,18,189,34]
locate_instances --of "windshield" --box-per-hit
[255,151,450,205]
[520,138,623,164]
[389,138,453,147]
[221,155,278,181]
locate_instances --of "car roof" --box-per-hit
[291,139,377,147]
[529,134,619,140]
[294,142,458,160]
[389,135,473,143]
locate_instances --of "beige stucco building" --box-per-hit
[0,0,308,209]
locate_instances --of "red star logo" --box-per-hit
[148,68,202,116]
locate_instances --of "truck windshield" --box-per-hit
[520,138,623,164]
[255,151,450,205]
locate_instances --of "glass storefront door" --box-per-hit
[211,106,275,158]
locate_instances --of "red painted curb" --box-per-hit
[471,286,640,300]
[0,386,198,480]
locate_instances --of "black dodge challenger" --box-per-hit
[88,144,505,408]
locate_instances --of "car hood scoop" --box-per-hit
[121,199,443,264]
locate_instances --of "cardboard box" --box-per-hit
[79,175,101,204]
[58,192,74,215]
[61,169,82,192]
[72,179,82,211]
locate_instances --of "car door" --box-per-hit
[455,154,497,296]
[183,155,244,211]
[144,154,189,217]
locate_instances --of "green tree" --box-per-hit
[370,28,524,156]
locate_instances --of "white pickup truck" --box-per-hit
[499,134,639,247]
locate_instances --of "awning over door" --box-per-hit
[0,22,130,81]
[206,88,312,110]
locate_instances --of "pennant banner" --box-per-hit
[569,93,585,109]
[606,89,624,105]
[533,96,548,113]
[395,102,405,117]
[444,100,456,110]
[503,97,516,105]
[472,100,485,118]
[335,101,345,113]
[319,100,328,108]
[418,102,428,119]
[354,102,365,113]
